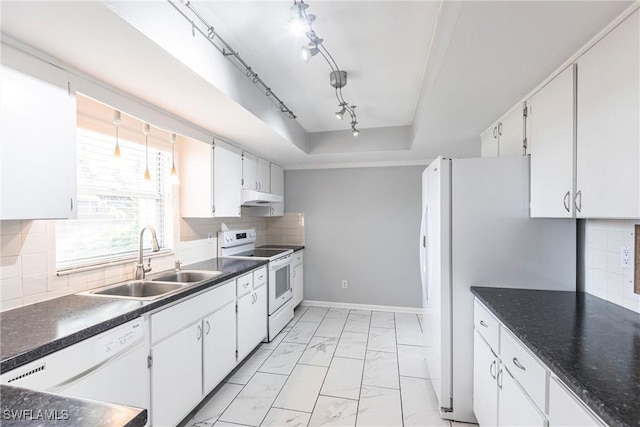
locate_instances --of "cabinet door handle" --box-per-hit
[479,320,488,328]
[197,324,202,341]
[293,270,296,278]
[575,190,582,213]
[490,360,497,379]
[206,320,211,335]
[497,122,503,136]
[512,357,526,371]
[563,191,571,212]
[255,292,258,302]
[497,368,503,390]
[70,198,74,211]
[493,126,498,139]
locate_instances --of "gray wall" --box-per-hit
[285,166,424,308]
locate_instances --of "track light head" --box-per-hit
[301,45,320,62]
[289,18,306,37]
[351,121,360,136]
[335,104,347,120]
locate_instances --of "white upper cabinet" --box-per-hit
[576,9,639,218]
[242,152,258,191]
[498,104,526,157]
[480,105,525,158]
[529,65,576,218]
[257,157,271,193]
[0,63,77,220]
[180,138,242,217]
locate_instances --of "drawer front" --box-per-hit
[151,280,235,343]
[501,328,547,411]
[236,273,253,297]
[293,251,303,266]
[253,267,267,289]
[474,299,500,351]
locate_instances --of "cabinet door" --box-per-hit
[499,105,524,157]
[152,323,203,427]
[480,125,499,157]
[237,286,268,361]
[0,65,77,220]
[473,331,498,427]
[179,137,214,217]
[498,365,546,427]
[270,163,284,196]
[203,302,237,394]
[548,377,604,427]
[257,157,271,193]
[576,10,639,218]
[213,142,242,217]
[242,152,257,190]
[292,263,304,307]
[529,65,575,218]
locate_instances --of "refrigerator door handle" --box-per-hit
[423,235,426,248]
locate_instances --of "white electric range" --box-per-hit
[218,229,294,341]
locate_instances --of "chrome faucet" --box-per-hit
[136,225,160,280]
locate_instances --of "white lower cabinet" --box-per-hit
[203,302,237,394]
[548,377,604,427]
[498,365,547,427]
[237,281,267,361]
[473,331,498,427]
[292,251,304,308]
[151,322,203,427]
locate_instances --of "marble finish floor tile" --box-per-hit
[314,317,347,338]
[400,377,448,427]
[288,305,309,328]
[343,314,370,334]
[193,383,244,425]
[367,327,396,353]
[349,309,371,317]
[355,386,402,427]
[273,364,328,412]
[218,372,288,427]
[227,349,272,385]
[259,342,307,375]
[214,421,252,427]
[362,351,399,389]
[334,331,368,360]
[261,329,288,351]
[260,408,311,427]
[325,308,350,319]
[284,321,320,344]
[395,314,427,347]
[300,306,329,322]
[321,357,364,400]
[398,344,429,379]
[370,312,395,329]
[298,336,338,367]
[308,396,358,427]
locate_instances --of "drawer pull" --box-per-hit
[512,357,526,371]
[490,360,497,379]
[243,283,249,288]
[479,320,488,328]
[258,275,264,280]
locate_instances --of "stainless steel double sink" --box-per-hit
[81,270,224,301]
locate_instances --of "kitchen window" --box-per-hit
[56,126,173,271]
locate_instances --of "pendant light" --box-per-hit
[113,110,121,159]
[143,123,151,181]
[170,133,179,184]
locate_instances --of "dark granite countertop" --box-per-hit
[0,385,146,427]
[257,244,305,253]
[1,258,267,373]
[471,287,640,427]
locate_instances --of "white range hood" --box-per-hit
[241,189,282,206]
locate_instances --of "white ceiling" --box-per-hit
[0,1,634,168]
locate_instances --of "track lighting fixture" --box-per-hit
[143,123,151,181]
[113,110,121,159]
[289,1,360,135]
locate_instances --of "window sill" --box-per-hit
[56,250,175,276]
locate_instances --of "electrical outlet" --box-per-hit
[622,245,631,268]
[342,280,348,289]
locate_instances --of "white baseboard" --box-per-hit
[301,300,423,314]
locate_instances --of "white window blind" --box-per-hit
[56,127,173,271]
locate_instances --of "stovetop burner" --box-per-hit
[235,249,290,258]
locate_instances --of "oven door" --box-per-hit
[268,254,293,315]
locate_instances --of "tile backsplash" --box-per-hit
[0,212,304,311]
[584,219,639,313]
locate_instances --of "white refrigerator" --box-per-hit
[419,156,576,423]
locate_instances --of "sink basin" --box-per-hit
[151,270,223,284]
[86,280,187,300]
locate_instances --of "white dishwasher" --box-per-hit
[1,318,150,412]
